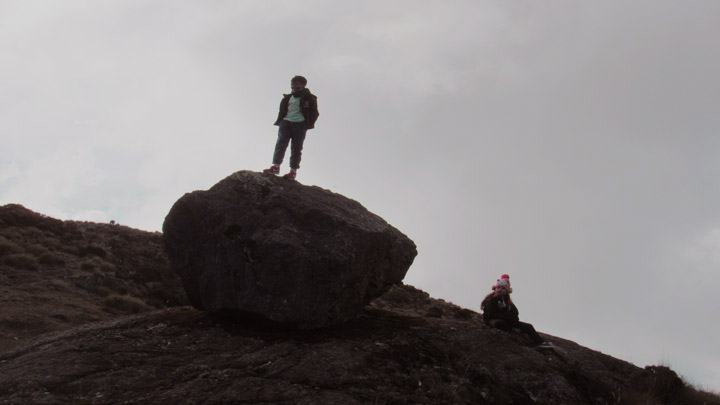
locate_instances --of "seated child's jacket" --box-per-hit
[481,293,520,325]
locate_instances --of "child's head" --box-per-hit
[492,274,513,293]
[495,283,510,296]
[291,75,307,91]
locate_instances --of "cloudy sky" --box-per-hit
[2,0,719,391]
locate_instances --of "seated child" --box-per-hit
[481,274,552,348]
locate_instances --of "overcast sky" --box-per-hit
[2,0,719,391]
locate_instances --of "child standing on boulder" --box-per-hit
[263,75,319,180]
[481,274,553,348]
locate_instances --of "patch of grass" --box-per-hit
[0,237,22,257]
[47,279,72,291]
[39,237,63,251]
[104,294,153,314]
[3,253,39,270]
[134,265,162,282]
[59,245,81,256]
[678,377,720,405]
[146,283,187,307]
[38,252,66,266]
[616,365,720,405]
[81,258,99,271]
[18,226,43,238]
[88,285,114,297]
[72,274,127,296]
[78,245,107,258]
[81,257,115,273]
[23,244,50,257]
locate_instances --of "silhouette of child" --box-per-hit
[481,274,552,348]
[263,75,319,180]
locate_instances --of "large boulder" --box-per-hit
[162,171,417,328]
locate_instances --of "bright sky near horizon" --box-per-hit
[2,0,719,392]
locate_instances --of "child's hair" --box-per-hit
[291,75,307,86]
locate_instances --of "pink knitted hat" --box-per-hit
[492,274,513,292]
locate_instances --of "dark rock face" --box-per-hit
[162,171,417,328]
[1,285,686,405]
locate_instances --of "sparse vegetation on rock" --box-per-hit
[0,204,187,353]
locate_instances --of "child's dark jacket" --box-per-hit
[274,88,319,129]
[482,294,520,325]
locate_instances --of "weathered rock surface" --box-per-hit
[0,285,654,404]
[163,171,417,328]
[4,284,712,405]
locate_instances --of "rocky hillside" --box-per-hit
[0,203,718,404]
[0,204,187,353]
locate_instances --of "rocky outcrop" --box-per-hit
[2,205,718,404]
[4,284,710,405]
[163,171,417,328]
[0,285,649,404]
